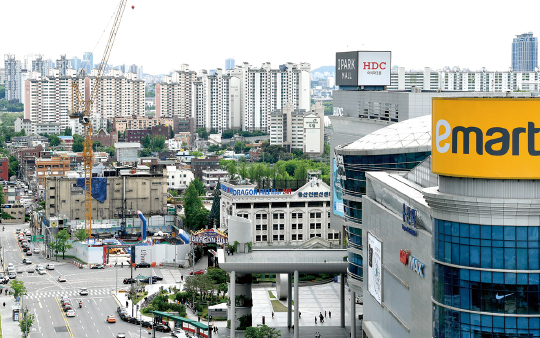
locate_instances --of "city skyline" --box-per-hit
[2,0,539,75]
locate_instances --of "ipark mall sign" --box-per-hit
[432,98,540,179]
[336,51,391,87]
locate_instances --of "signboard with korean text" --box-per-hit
[367,233,382,304]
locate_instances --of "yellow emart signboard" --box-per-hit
[432,98,540,179]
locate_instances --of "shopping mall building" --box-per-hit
[336,97,540,337]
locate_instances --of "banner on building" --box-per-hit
[191,229,228,246]
[367,232,382,304]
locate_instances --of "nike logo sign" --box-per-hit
[495,293,514,300]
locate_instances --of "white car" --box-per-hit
[38,269,46,275]
[66,309,75,317]
[33,248,40,254]
[46,263,54,270]
[79,288,89,296]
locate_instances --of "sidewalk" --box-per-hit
[0,292,23,338]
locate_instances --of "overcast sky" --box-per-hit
[2,0,538,75]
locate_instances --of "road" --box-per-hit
[0,222,186,338]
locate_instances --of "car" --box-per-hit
[26,251,32,256]
[63,305,73,312]
[120,313,131,322]
[36,264,43,270]
[58,276,66,282]
[152,275,164,281]
[66,309,75,317]
[123,278,136,284]
[116,334,126,338]
[140,276,159,283]
[128,317,140,325]
[60,296,70,304]
[46,263,54,270]
[79,288,88,296]
[38,269,46,275]
[15,228,21,233]
[136,262,151,268]
[155,324,171,332]
[8,272,16,279]
[33,248,40,254]
[190,270,204,275]
[22,247,29,252]
[117,306,127,314]
[7,263,13,269]
[27,268,34,273]
[22,258,32,264]
[91,264,105,269]
[141,321,153,329]
[107,315,116,323]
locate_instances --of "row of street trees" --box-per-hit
[182,179,209,231]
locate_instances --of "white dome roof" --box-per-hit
[338,115,431,155]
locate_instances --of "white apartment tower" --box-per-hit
[155,64,197,119]
[4,54,22,102]
[193,68,241,132]
[228,62,311,132]
[32,55,49,77]
[88,70,145,130]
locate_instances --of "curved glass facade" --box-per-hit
[340,151,431,282]
[433,218,540,337]
[348,252,363,281]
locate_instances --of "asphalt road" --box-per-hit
[0,222,178,338]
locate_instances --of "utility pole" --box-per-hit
[131,247,134,317]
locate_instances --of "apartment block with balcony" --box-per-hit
[35,156,71,186]
[155,64,197,119]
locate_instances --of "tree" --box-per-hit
[8,156,19,178]
[192,178,205,196]
[238,162,248,179]
[141,134,151,149]
[139,148,152,157]
[63,127,72,136]
[294,163,308,180]
[104,146,115,157]
[19,307,35,337]
[245,324,281,338]
[49,134,61,147]
[183,182,209,231]
[0,86,4,99]
[196,128,209,139]
[227,162,237,179]
[49,229,73,259]
[151,135,166,151]
[0,185,4,204]
[190,150,203,158]
[10,280,27,299]
[72,139,83,152]
[208,144,221,152]
[234,141,244,154]
[222,130,234,139]
[74,228,87,242]
[206,267,228,285]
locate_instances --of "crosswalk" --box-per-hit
[25,288,113,300]
[161,269,183,284]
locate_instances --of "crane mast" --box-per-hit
[70,0,127,239]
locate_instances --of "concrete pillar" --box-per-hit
[287,273,292,328]
[351,291,356,338]
[340,273,345,328]
[294,270,299,338]
[230,270,235,338]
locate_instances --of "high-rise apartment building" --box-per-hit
[228,62,311,132]
[4,54,21,102]
[193,69,240,132]
[56,55,71,76]
[71,57,82,72]
[225,58,235,70]
[87,70,145,130]
[0,68,5,85]
[32,55,49,77]
[155,64,197,119]
[512,32,538,72]
[83,52,93,74]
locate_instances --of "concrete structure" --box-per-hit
[512,32,538,72]
[35,156,71,186]
[56,55,70,76]
[193,68,241,131]
[44,172,167,223]
[4,54,21,102]
[166,166,194,190]
[229,62,311,132]
[82,52,93,74]
[219,177,340,247]
[167,133,191,150]
[201,169,229,189]
[269,102,324,155]
[2,203,25,223]
[34,122,63,135]
[0,68,4,85]
[31,55,49,77]
[115,142,140,163]
[14,118,32,135]
[113,115,175,134]
[191,156,220,180]
[225,58,235,70]
[155,64,197,119]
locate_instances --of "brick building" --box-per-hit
[191,156,220,180]
[92,129,118,147]
[0,157,9,181]
[125,129,151,143]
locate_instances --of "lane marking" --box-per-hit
[54,296,74,338]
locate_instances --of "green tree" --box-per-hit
[0,85,4,99]
[10,280,27,299]
[191,178,205,196]
[74,228,87,242]
[190,150,203,158]
[139,148,152,157]
[196,128,209,139]
[49,134,61,147]
[183,182,209,231]
[245,324,281,338]
[104,146,115,157]
[63,127,72,136]
[19,307,35,337]
[221,130,234,139]
[208,144,221,152]
[72,139,84,152]
[49,229,73,259]
[234,141,244,154]
[0,185,4,204]
[238,162,247,179]
[151,135,166,151]
[8,155,19,178]
[206,267,228,285]
[227,162,237,179]
[141,134,151,149]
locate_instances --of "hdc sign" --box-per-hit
[362,62,387,70]
[336,51,391,87]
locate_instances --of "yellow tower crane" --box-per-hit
[70,0,128,239]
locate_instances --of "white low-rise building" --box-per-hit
[166,166,194,190]
[202,169,229,189]
[219,177,340,247]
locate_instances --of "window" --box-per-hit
[279,235,284,241]
[316,234,321,237]
[298,224,303,230]
[316,223,321,229]
[280,213,284,219]
[292,224,297,230]
[273,214,278,219]
[328,223,331,229]
[273,235,278,241]
[292,213,296,218]
[256,235,261,241]
[298,213,303,219]
[310,212,315,218]
[256,214,261,219]
[298,234,303,240]
[256,224,261,231]
[262,214,267,220]
[262,235,267,241]
[310,234,315,238]
[280,224,284,230]
[273,224,278,231]
[292,234,297,240]
[262,224,267,231]
[316,212,321,218]
[310,223,315,229]
[328,233,334,240]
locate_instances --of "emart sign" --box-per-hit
[432,98,540,179]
